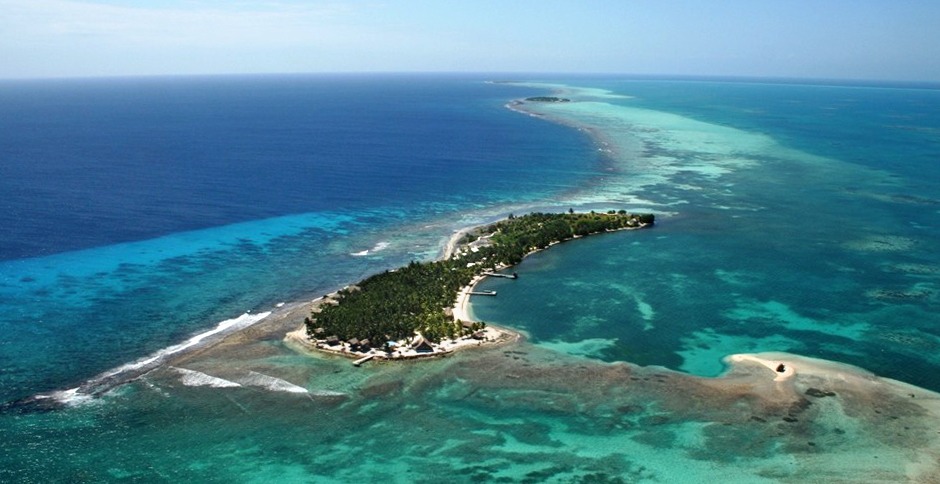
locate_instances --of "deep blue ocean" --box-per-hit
[2,75,940,482]
[0,75,599,403]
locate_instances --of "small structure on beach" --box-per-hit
[412,336,434,353]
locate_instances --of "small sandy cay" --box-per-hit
[728,353,796,382]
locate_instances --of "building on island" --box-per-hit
[411,336,434,353]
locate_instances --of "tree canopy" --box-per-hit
[306,211,653,345]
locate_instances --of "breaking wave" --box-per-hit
[172,367,242,388]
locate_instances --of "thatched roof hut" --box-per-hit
[411,336,434,353]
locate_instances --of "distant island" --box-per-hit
[286,211,654,363]
[524,96,571,103]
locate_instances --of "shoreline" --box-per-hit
[282,283,521,364]
[285,214,651,364]
[725,351,940,397]
[284,322,520,363]
[727,353,796,382]
[452,273,483,323]
[449,222,649,324]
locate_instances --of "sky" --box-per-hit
[1,0,939,81]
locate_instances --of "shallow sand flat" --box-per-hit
[728,354,796,382]
[154,319,940,482]
[508,82,635,100]
[509,82,903,219]
[721,352,940,481]
[441,346,940,482]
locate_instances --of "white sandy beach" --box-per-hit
[728,353,796,382]
[285,323,515,362]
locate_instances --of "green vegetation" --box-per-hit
[524,96,571,103]
[305,211,654,346]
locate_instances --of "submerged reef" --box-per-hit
[168,334,940,482]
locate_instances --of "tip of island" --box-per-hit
[286,210,654,365]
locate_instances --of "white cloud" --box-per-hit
[2,0,354,46]
[0,0,374,76]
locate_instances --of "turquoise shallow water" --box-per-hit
[4,338,938,482]
[3,77,940,481]
[473,81,940,392]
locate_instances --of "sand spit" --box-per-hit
[717,352,940,481]
[729,354,796,382]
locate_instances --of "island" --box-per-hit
[524,96,571,103]
[286,210,654,363]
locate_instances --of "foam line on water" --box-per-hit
[36,311,272,404]
[238,371,309,394]
[350,241,391,257]
[99,311,272,379]
[172,367,242,388]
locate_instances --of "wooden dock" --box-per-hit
[483,272,518,279]
[352,354,375,367]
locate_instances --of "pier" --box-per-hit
[483,272,518,279]
[352,354,375,367]
[469,290,498,296]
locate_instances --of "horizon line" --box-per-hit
[2,71,939,89]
